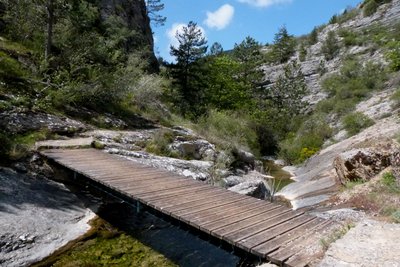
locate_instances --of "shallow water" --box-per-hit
[264,160,294,191]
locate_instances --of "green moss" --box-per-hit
[0,51,27,79]
[53,233,176,267]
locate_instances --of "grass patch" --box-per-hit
[320,223,355,251]
[391,88,400,108]
[194,110,259,156]
[343,112,374,136]
[145,129,178,158]
[344,179,365,190]
[345,170,400,222]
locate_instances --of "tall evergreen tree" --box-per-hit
[271,25,296,64]
[170,21,207,116]
[209,42,223,56]
[146,0,166,26]
[232,36,264,89]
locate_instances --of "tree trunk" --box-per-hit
[45,0,54,63]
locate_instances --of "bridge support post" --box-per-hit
[136,201,141,213]
[73,171,77,180]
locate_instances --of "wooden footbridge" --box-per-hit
[41,148,334,267]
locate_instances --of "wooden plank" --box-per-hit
[176,196,252,224]
[221,211,304,248]
[190,200,273,225]
[210,208,293,240]
[104,173,179,185]
[147,187,233,211]
[137,184,213,204]
[198,204,280,233]
[171,195,254,222]
[116,176,192,189]
[116,180,198,196]
[155,190,248,213]
[236,215,314,251]
[251,217,326,258]
[187,199,271,225]
[269,221,334,266]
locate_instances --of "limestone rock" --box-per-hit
[228,180,268,199]
[169,139,216,161]
[334,144,400,184]
[0,110,88,135]
[318,219,400,267]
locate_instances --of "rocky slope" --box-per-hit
[267,0,400,209]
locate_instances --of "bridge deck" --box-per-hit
[41,148,333,267]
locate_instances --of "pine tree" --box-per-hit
[170,21,208,116]
[271,25,296,64]
[209,42,223,56]
[146,0,166,26]
[321,31,340,60]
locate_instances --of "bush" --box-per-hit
[320,58,387,115]
[386,41,400,71]
[195,110,259,155]
[279,114,332,164]
[391,88,400,108]
[338,29,365,46]
[363,0,379,16]
[321,31,340,60]
[342,112,374,136]
[145,129,177,157]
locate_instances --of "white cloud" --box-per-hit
[204,4,235,30]
[166,22,206,49]
[237,0,292,8]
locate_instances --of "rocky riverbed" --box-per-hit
[0,167,96,266]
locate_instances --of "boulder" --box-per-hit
[170,139,216,161]
[228,180,269,199]
[334,144,400,184]
[0,110,88,135]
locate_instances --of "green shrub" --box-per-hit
[338,29,365,46]
[145,129,176,157]
[363,0,379,17]
[308,27,318,45]
[385,41,400,71]
[195,110,259,155]
[343,112,374,136]
[278,115,332,164]
[0,51,27,79]
[391,88,400,108]
[321,31,340,60]
[320,58,387,116]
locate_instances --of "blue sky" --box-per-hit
[153,0,362,62]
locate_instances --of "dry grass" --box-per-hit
[334,168,400,223]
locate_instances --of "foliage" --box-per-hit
[385,41,400,71]
[299,43,307,62]
[308,27,319,45]
[270,25,296,64]
[319,58,386,115]
[146,0,166,26]
[145,129,177,157]
[342,112,374,136]
[204,55,252,110]
[363,0,379,16]
[265,61,308,117]
[381,172,400,193]
[232,36,264,87]
[169,21,208,117]
[390,87,400,108]
[321,31,340,60]
[209,42,223,56]
[195,110,259,155]
[279,114,332,164]
[338,28,365,46]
